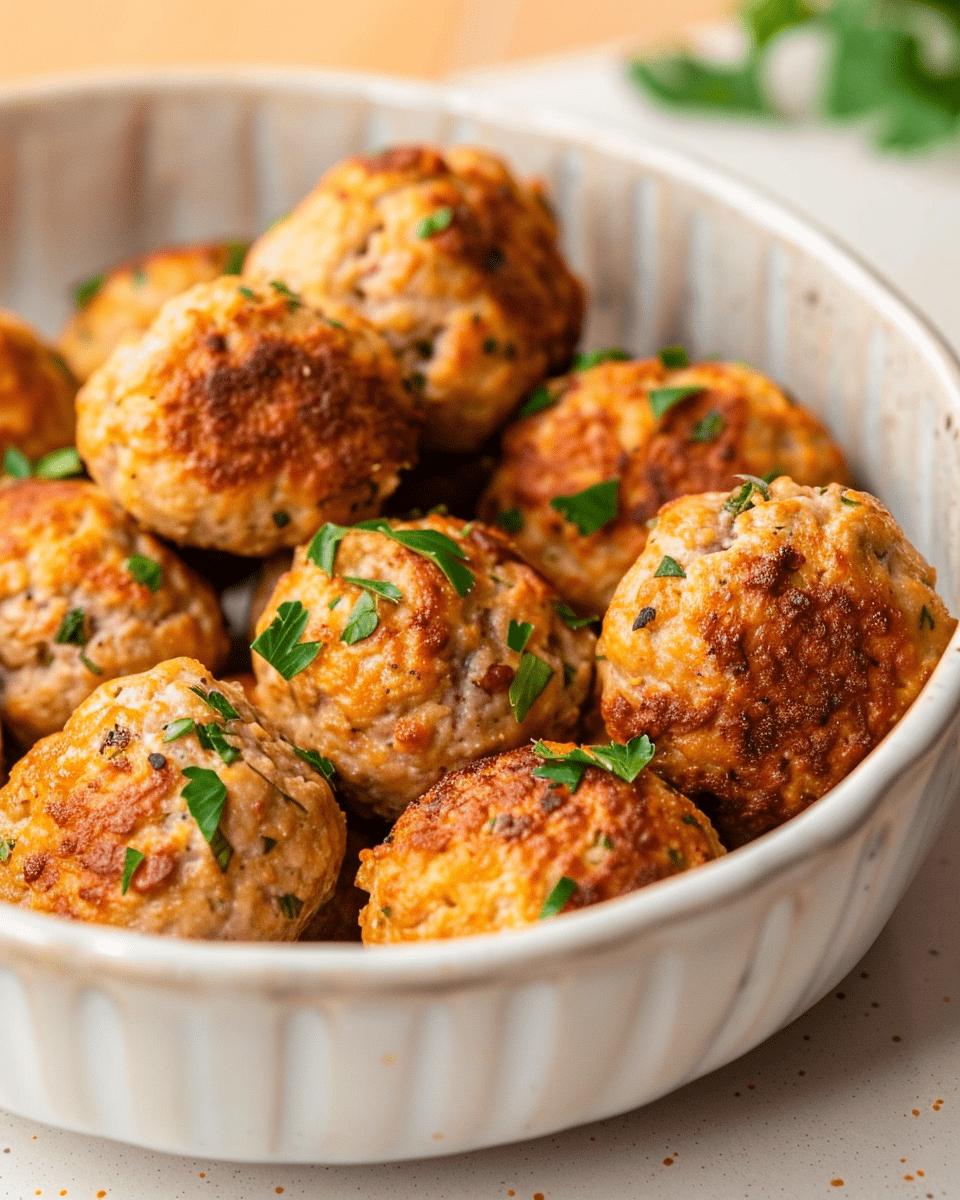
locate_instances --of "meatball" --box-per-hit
[599,478,957,847]
[0,480,229,748]
[0,308,77,463]
[356,741,725,943]
[480,358,852,615]
[251,515,596,821]
[0,658,346,939]
[76,276,420,556]
[243,145,584,453]
[58,239,249,383]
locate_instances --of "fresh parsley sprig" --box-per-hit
[354,519,475,597]
[532,735,655,793]
[553,601,599,631]
[508,653,554,722]
[120,847,145,895]
[507,620,533,653]
[293,746,336,780]
[55,607,102,674]
[181,766,232,872]
[550,479,619,536]
[340,592,379,645]
[3,445,84,480]
[574,348,630,371]
[416,206,454,238]
[539,875,577,919]
[649,385,703,419]
[126,555,163,592]
[251,600,322,680]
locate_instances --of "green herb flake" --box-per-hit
[238,285,258,302]
[725,475,770,517]
[691,411,724,443]
[587,735,655,783]
[222,239,248,275]
[508,653,554,723]
[539,875,577,919]
[120,847,145,895]
[201,723,241,766]
[416,206,454,238]
[73,274,104,309]
[563,661,576,687]
[56,608,87,647]
[574,348,630,371]
[649,385,703,419]
[841,493,862,507]
[658,344,689,368]
[125,554,163,592]
[272,510,291,528]
[293,746,335,780]
[327,596,341,610]
[354,519,475,597]
[553,601,599,630]
[681,813,700,828]
[342,576,402,603]
[340,591,379,645]
[269,279,301,311]
[181,766,232,872]
[163,717,197,742]
[278,893,304,919]
[0,838,15,863]
[920,605,936,631]
[3,446,31,479]
[34,447,84,479]
[518,385,558,418]
[532,743,596,793]
[668,848,686,869]
[507,620,533,653]
[79,652,102,675]
[262,836,277,854]
[654,555,685,579]
[599,834,614,850]
[381,906,392,918]
[483,337,498,354]
[307,522,352,576]
[549,479,619,537]
[189,687,240,722]
[495,508,524,534]
[251,600,322,679]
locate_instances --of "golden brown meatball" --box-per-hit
[599,478,957,847]
[0,658,346,939]
[357,741,724,943]
[0,308,77,463]
[480,358,852,615]
[76,276,420,556]
[243,145,584,453]
[58,239,249,383]
[0,480,229,748]
[251,515,596,821]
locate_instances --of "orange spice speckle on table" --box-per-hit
[830,1181,844,1188]
[663,1157,674,1166]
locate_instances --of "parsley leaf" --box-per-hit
[726,475,770,516]
[659,344,689,368]
[34,447,84,479]
[278,893,304,919]
[341,576,402,603]
[190,688,241,722]
[588,735,656,783]
[163,717,197,742]
[649,385,704,419]
[293,746,335,780]
[416,206,454,238]
[269,279,301,311]
[238,285,258,301]
[920,605,936,631]
[507,620,533,653]
[307,522,351,576]
[199,723,241,766]
[56,608,88,646]
[532,743,597,792]
[126,554,163,592]
[354,520,474,597]
[550,479,619,536]
[73,274,104,309]
[251,600,322,679]
[574,348,630,371]
[654,555,686,578]
[222,239,248,275]
[518,385,558,418]
[341,592,379,645]
[539,875,577,919]
[508,653,554,723]
[120,847,145,894]
[532,735,655,792]
[3,447,31,479]
[272,510,291,528]
[495,508,524,533]
[840,493,862,507]
[181,766,232,872]
[553,601,599,630]
[0,837,15,863]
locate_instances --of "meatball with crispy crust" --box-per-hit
[357,741,724,943]
[0,308,77,463]
[0,480,229,748]
[76,276,420,556]
[59,239,249,383]
[599,478,957,847]
[251,515,596,821]
[243,145,584,452]
[480,358,852,615]
[0,658,346,939]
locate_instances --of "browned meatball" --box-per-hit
[357,741,725,942]
[0,308,77,463]
[0,480,229,747]
[599,478,957,847]
[76,276,420,556]
[0,658,346,939]
[59,239,248,382]
[243,145,584,452]
[251,515,596,821]
[480,358,852,615]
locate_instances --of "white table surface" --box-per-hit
[2,50,959,1199]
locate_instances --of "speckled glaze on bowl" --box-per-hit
[1,70,959,1164]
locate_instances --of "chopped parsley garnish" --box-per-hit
[920,605,936,631]
[632,606,656,630]
[649,385,703,419]
[120,847,145,894]
[342,577,402,603]
[79,652,102,675]
[181,766,232,872]
[73,274,104,309]
[550,479,619,536]
[272,510,291,528]
[588,736,656,782]
[416,206,454,238]
[251,600,322,679]
[56,607,92,653]
[34,447,84,479]
[563,662,576,687]
[539,875,577,919]
[681,813,700,828]
[553,601,599,630]
[573,348,630,371]
[190,688,240,722]
[341,592,379,645]
[222,239,248,275]
[3,447,31,479]
[278,893,304,919]
[518,385,557,418]
[483,337,498,354]
[507,620,533,653]
[659,344,689,368]
[532,745,596,791]
[293,746,335,780]
[0,838,15,863]
[654,555,685,578]
[327,596,341,610]
[840,493,862,507]
[381,906,392,918]
[125,554,163,592]
[532,735,655,792]
[668,848,686,869]
[725,475,770,516]
[508,653,554,723]
[197,722,241,766]
[238,285,258,301]
[163,717,196,742]
[354,519,474,597]
[691,411,724,443]
[307,522,351,576]
[269,279,301,311]
[495,508,524,533]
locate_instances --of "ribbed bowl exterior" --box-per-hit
[1,71,960,1163]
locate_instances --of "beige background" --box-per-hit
[0,0,724,82]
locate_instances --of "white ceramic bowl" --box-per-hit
[1,69,960,1165]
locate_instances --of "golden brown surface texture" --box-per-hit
[0,480,229,748]
[0,658,346,939]
[243,145,585,452]
[0,308,78,463]
[59,239,249,382]
[599,479,957,847]
[480,359,852,615]
[75,276,420,555]
[357,741,725,942]
[251,515,596,821]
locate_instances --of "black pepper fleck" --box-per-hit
[632,606,656,630]
[147,753,167,770]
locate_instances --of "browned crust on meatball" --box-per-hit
[0,309,77,462]
[356,742,724,942]
[480,359,852,614]
[599,480,956,847]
